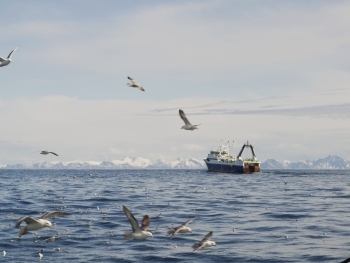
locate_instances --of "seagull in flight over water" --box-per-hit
[40,150,58,156]
[16,211,69,237]
[167,217,196,239]
[192,231,216,251]
[0,47,19,67]
[179,109,201,131]
[122,205,153,240]
[127,76,145,91]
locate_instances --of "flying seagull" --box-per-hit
[40,151,58,156]
[179,109,201,131]
[16,212,69,237]
[0,47,19,67]
[122,205,153,240]
[127,76,145,91]
[167,217,196,239]
[192,231,216,251]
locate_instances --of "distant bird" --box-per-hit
[127,76,145,91]
[167,217,196,239]
[122,205,153,240]
[39,253,43,259]
[3,251,6,256]
[192,231,216,251]
[16,212,69,237]
[40,150,58,156]
[0,46,19,67]
[44,237,56,243]
[179,109,200,131]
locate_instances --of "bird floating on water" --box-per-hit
[192,231,216,251]
[40,150,58,156]
[122,205,153,240]
[44,236,56,243]
[167,217,196,239]
[127,76,145,91]
[16,211,69,237]
[179,109,201,131]
[0,46,19,67]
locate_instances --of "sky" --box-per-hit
[1,0,350,164]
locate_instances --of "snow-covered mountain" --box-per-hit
[2,156,206,169]
[3,155,350,169]
[261,155,350,169]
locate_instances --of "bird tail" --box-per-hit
[167,229,174,236]
[123,232,132,240]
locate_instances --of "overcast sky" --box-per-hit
[1,0,350,164]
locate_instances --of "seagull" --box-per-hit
[0,47,19,67]
[192,231,216,251]
[40,150,58,156]
[39,253,43,259]
[167,218,196,239]
[179,109,200,131]
[122,205,153,240]
[44,237,55,243]
[16,212,69,237]
[127,76,145,91]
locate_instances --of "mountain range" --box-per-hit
[261,155,350,169]
[0,156,206,169]
[1,155,349,169]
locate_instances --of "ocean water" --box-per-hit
[1,169,350,263]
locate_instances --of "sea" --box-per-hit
[0,169,349,263]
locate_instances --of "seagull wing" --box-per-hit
[123,205,141,233]
[7,47,18,59]
[40,211,70,219]
[201,231,213,242]
[127,76,136,84]
[179,109,191,125]
[49,152,59,156]
[139,86,145,92]
[170,226,182,239]
[15,216,39,228]
[140,215,150,231]
[0,56,4,62]
[182,217,196,227]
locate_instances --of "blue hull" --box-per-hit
[205,162,244,173]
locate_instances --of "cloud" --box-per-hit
[6,1,350,73]
[183,144,206,151]
[2,1,350,164]
[0,91,350,164]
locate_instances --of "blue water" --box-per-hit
[1,169,350,262]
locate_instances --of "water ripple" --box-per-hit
[0,169,350,262]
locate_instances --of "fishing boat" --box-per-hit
[203,141,260,174]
